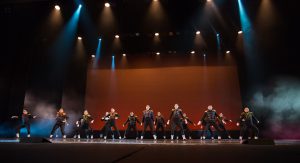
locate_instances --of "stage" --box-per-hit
[0,139,299,163]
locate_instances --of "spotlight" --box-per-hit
[77,36,82,40]
[135,33,140,36]
[203,54,206,57]
[156,52,160,55]
[112,55,115,58]
[122,53,126,57]
[207,0,211,2]
[79,4,82,8]
[155,33,159,36]
[153,0,158,2]
[54,5,60,11]
[238,30,243,34]
[191,51,195,54]
[196,31,201,35]
[91,55,95,58]
[105,3,110,8]
[115,35,119,38]
[226,50,230,54]
[99,38,102,41]
[216,33,220,37]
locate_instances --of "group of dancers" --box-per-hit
[11,104,260,140]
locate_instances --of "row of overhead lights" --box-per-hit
[78,33,232,58]
[76,30,242,40]
[54,3,243,38]
[90,50,229,58]
[79,33,232,56]
[54,3,109,11]
[54,0,213,11]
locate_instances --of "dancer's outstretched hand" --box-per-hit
[197,121,202,126]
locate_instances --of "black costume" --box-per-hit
[141,109,156,137]
[80,114,94,138]
[15,113,34,136]
[73,119,81,138]
[104,112,121,139]
[239,111,259,138]
[200,121,213,139]
[200,109,221,138]
[155,115,166,138]
[123,115,141,139]
[181,116,194,139]
[50,112,68,137]
[169,108,185,137]
[216,116,231,138]
[100,114,112,138]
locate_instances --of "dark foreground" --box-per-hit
[0,139,299,163]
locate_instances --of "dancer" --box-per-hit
[77,110,94,139]
[217,113,232,139]
[167,104,186,140]
[104,108,121,139]
[100,112,111,139]
[237,107,259,140]
[181,113,196,139]
[50,108,68,139]
[122,112,141,139]
[11,108,36,138]
[141,105,156,140]
[154,112,166,139]
[73,117,81,139]
[197,105,221,140]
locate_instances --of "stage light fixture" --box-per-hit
[115,35,119,38]
[191,51,195,54]
[226,51,231,54]
[55,5,60,11]
[196,31,201,35]
[91,55,95,58]
[123,53,126,57]
[155,33,159,36]
[105,3,110,8]
[77,36,82,40]
[238,30,243,34]
[156,52,160,55]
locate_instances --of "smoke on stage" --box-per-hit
[252,77,300,139]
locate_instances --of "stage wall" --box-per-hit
[85,65,242,130]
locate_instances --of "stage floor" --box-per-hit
[1,138,300,145]
[0,138,300,163]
